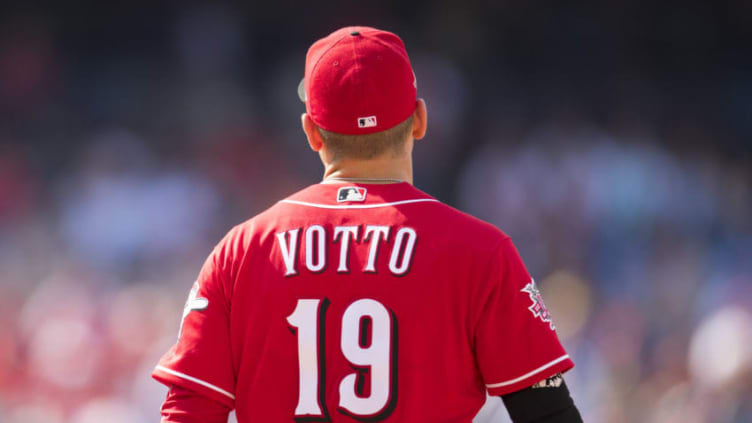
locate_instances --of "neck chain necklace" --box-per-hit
[323,176,405,184]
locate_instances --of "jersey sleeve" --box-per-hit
[160,386,232,423]
[152,231,239,408]
[474,237,574,396]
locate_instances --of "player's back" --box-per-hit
[234,182,503,422]
[155,182,573,422]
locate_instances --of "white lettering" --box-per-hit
[276,229,300,276]
[305,225,327,272]
[278,225,417,276]
[334,226,360,273]
[363,226,390,273]
[388,227,417,275]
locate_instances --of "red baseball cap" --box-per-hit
[299,26,418,135]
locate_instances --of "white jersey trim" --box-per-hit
[485,354,570,389]
[155,365,236,400]
[279,198,439,209]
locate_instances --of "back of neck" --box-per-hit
[322,155,413,184]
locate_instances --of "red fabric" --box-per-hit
[153,231,238,409]
[304,26,417,135]
[160,386,231,423]
[153,182,573,422]
[476,239,573,396]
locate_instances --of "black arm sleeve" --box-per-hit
[500,374,583,423]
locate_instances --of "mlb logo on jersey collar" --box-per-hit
[337,186,367,202]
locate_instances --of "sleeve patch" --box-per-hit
[521,279,555,330]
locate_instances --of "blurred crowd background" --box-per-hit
[1,2,750,422]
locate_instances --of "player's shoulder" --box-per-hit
[218,184,323,242]
[426,197,511,248]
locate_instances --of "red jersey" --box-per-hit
[153,182,573,422]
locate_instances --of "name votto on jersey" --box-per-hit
[275,225,416,277]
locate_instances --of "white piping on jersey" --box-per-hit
[485,354,570,389]
[155,365,236,400]
[279,198,440,209]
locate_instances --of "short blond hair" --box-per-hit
[317,115,414,161]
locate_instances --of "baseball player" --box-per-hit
[153,26,582,422]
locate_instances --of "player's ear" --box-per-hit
[412,99,427,140]
[302,113,324,152]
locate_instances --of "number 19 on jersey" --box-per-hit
[287,298,398,421]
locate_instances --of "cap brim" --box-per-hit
[297,77,306,102]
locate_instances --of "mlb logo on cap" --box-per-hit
[358,116,377,128]
[337,187,367,202]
